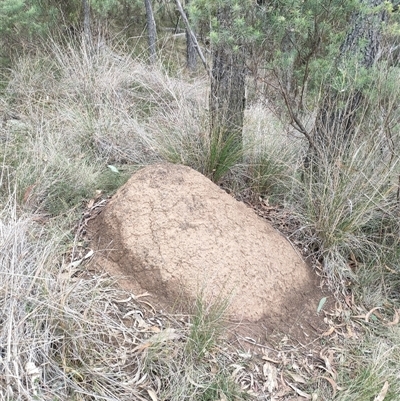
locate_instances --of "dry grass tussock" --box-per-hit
[2,40,209,214]
[2,39,295,214]
[292,134,400,284]
[5,39,207,166]
[0,194,147,400]
[285,70,400,290]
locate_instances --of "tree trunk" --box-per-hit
[144,0,157,64]
[186,28,197,70]
[210,7,246,145]
[185,0,197,70]
[82,0,92,51]
[312,0,386,162]
[175,0,209,74]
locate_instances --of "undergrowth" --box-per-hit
[1,34,400,400]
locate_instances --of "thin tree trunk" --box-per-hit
[210,6,246,145]
[144,0,157,64]
[175,0,208,74]
[186,28,197,70]
[184,0,197,70]
[82,0,92,51]
[312,0,386,162]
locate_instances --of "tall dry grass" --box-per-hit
[0,189,150,400]
[286,62,400,290]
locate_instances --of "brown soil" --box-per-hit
[87,163,331,344]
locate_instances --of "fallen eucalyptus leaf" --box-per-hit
[374,381,389,401]
[287,382,311,399]
[147,388,158,401]
[317,297,327,313]
[107,165,119,173]
[263,362,278,393]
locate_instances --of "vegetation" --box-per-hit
[0,0,400,400]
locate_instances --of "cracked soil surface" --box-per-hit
[88,163,329,342]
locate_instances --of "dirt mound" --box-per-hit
[88,163,327,339]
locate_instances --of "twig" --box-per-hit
[276,72,316,151]
[175,0,210,76]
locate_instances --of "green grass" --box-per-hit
[186,294,230,359]
[333,326,400,401]
[289,129,400,288]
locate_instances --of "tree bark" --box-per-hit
[144,0,157,64]
[82,0,92,51]
[175,0,208,73]
[210,6,246,145]
[186,28,197,70]
[312,0,386,161]
[184,0,197,70]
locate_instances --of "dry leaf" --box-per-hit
[149,325,161,332]
[147,388,158,401]
[136,373,148,385]
[114,296,132,303]
[132,342,151,353]
[262,355,280,364]
[365,307,383,322]
[68,258,83,268]
[148,328,180,344]
[318,376,338,398]
[322,326,335,337]
[374,381,389,401]
[384,265,398,273]
[135,292,152,299]
[288,372,307,384]
[83,249,94,259]
[319,349,336,378]
[287,383,311,399]
[263,362,278,393]
[231,364,245,377]
[317,297,327,313]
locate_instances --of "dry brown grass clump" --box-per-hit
[0,195,161,400]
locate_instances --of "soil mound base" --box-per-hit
[88,163,326,338]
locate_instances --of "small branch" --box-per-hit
[275,71,315,150]
[175,0,210,76]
